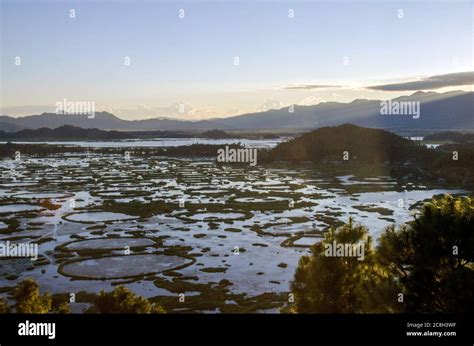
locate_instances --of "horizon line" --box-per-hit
[1,89,471,122]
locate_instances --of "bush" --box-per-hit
[0,298,10,313]
[94,286,165,314]
[12,278,52,313]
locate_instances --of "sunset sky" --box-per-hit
[1,0,472,119]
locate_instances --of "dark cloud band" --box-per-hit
[367,71,474,91]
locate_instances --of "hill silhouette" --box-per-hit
[0,125,132,140]
[263,124,473,186]
[266,124,433,163]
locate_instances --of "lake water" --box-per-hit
[0,140,467,312]
[1,138,288,149]
[1,136,442,149]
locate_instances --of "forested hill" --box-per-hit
[266,124,433,163]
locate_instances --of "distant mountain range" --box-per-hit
[1,91,472,132]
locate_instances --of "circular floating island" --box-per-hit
[233,196,287,203]
[281,234,324,248]
[181,212,250,222]
[92,189,153,198]
[59,253,193,280]
[62,237,156,251]
[13,192,72,199]
[0,204,44,214]
[188,190,230,195]
[63,211,138,223]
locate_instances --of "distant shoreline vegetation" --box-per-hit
[0,125,284,141]
[1,124,473,187]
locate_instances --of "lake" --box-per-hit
[0,141,468,312]
[0,138,288,149]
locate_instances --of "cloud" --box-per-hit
[104,103,223,120]
[260,98,283,111]
[284,84,342,90]
[367,71,474,91]
[299,95,325,106]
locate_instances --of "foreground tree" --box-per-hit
[290,218,399,313]
[378,195,474,313]
[290,195,474,313]
[51,296,71,314]
[94,286,165,313]
[12,278,52,313]
[0,297,10,313]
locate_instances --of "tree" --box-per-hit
[0,297,10,313]
[94,286,165,313]
[54,301,71,314]
[12,278,52,313]
[378,195,474,313]
[51,295,71,314]
[290,218,399,313]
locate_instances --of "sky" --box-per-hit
[0,0,473,120]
